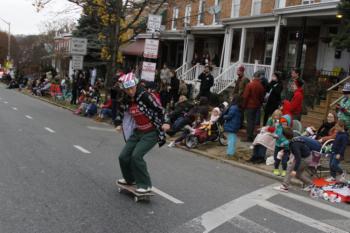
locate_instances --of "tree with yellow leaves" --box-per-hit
[33,0,167,87]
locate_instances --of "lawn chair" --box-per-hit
[307,139,334,178]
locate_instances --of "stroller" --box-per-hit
[184,121,228,149]
[307,139,335,178]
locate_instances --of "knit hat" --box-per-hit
[119,73,139,89]
[342,82,350,93]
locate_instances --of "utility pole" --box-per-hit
[0,17,11,61]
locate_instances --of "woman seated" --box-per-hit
[248,109,282,164]
[168,107,220,147]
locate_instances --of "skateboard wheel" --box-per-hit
[134,196,138,202]
[118,188,121,193]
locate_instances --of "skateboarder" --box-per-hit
[116,73,170,193]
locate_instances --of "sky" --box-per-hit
[0,0,81,35]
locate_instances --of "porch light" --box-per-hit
[336,13,343,19]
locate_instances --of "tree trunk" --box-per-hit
[104,0,122,89]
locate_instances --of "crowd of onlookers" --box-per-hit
[4,63,350,189]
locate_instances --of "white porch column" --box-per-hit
[182,36,188,73]
[239,27,247,63]
[270,16,282,80]
[223,27,234,70]
[186,34,195,66]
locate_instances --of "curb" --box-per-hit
[19,90,76,112]
[178,145,303,187]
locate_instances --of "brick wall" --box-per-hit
[261,0,275,14]
[240,0,252,17]
[286,0,301,7]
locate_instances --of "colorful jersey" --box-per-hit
[129,102,155,132]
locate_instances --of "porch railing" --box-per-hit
[175,63,188,80]
[242,62,272,80]
[325,76,350,118]
[212,62,239,94]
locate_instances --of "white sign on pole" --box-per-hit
[69,37,87,55]
[144,39,159,59]
[147,14,162,33]
[141,62,157,82]
[72,56,84,70]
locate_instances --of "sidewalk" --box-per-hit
[14,86,350,184]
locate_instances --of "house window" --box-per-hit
[184,4,191,26]
[172,7,179,30]
[251,0,262,16]
[302,0,315,4]
[276,0,286,8]
[231,0,240,18]
[198,0,206,25]
[213,0,222,24]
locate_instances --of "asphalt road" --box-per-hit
[0,86,349,233]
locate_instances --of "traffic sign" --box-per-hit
[147,14,162,33]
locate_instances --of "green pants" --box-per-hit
[118,130,158,189]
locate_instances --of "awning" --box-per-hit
[120,39,145,56]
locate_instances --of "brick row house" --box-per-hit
[160,0,349,96]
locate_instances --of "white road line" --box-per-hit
[229,215,276,233]
[25,115,33,119]
[280,191,350,219]
[87,126,115,132]
[170,184,277,233]
[4,101,8,104]
[73,145,91,154]
[44,127,56,133]
[152,187,184,204]
[11,107,18,111]
[258,201,348,233]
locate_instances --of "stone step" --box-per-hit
[301,115,324,127]
[306,110,326,119]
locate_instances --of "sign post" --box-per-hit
[69,37,87,79]
[141,15,162,82]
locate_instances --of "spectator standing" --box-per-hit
[90,67,97,86]
[223,95,241,159]
[233,66,250,96]
[169,71,180,105]
[233,65,250,128]
[178,79,188,97]
[242,71,265,142]
[290,78,304,121]
[160,64,171,85]
[70,78,78,105]
[284,68,302,101]
[197,65,214,100]
[326,120,349,182]
[336,82,350,130]
[264,72,283,125]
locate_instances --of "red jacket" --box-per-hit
[242,79,265,109]
[290,88,304,115]
[102,99,112,109]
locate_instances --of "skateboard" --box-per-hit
[116,181,154,202]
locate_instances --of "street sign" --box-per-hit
[147,14,162,33]
[141,62,156,82]
[69,37,87,55]
[144,39,159,59]
[72,55,84,70]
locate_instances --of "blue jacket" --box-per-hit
[331,131,349,159]
[223,105,241,133]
